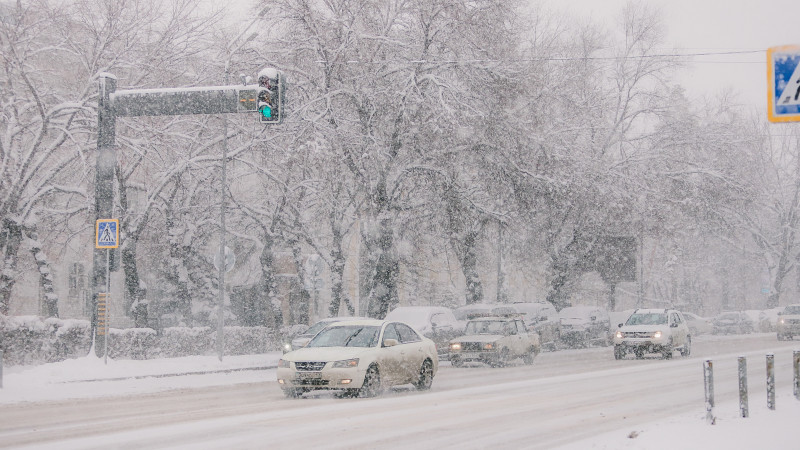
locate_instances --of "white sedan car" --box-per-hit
[277,319,439,398]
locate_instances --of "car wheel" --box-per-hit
[490,348,510,368]
[522,348,537,365]
[358,364,382,398]
[662,344,673,359]
[614,345,624,360]
[282,388,303,399]
[680,337,692,357]
[414,359,434,390]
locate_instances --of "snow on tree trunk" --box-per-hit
[25,228,59,317]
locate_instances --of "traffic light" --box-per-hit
[257,68,283,124]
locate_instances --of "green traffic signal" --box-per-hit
[259,104,272,118]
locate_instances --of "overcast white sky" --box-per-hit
[548,0,798,112]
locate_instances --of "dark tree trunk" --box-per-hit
[458,230,484,305]
[258,234,283,329]
[329,222,354,316]
[0,219,23,315]
[366,219,398,319]
[25,229,59,317]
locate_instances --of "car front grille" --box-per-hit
[623,332,655,339]
[295,361,327,371]
[294,379,330,386]
[462,342,487,351]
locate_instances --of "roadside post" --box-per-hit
[1,350,3,388]
[794,350,799,400]
[738,356,749,418]
[703,360,715,423]
[96,218,119,365]
[766,354,775,410]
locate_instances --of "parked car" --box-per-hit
[683,312,713,335]
[761,307,783,332]
[453,303,518,321]
[277,319,438,398]
[384,306,462,358]
[613,309,691,359]
[283,316,369,353]
[742,310,774,332]
[511,302,560,350]
[712,311,755,334]
[448,316,540,367]
[558,306,611,348]
[777,304,800,341]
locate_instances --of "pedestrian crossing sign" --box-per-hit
[96,219,119,249]
[767,45,800,123]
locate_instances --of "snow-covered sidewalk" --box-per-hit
[0,351,282,405]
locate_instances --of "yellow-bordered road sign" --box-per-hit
[96,219,119,249]
[767,45,800,123]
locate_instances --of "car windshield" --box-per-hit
[306,325,379,348]
[784,306,800,315]
[465,320,508,335]
[625,313,667,326]
[303,320,333,337]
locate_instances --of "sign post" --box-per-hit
[767,45,800,123]
[96,219,119,364]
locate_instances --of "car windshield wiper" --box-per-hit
[343,328,365,347]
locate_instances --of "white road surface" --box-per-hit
[0,334,798,449]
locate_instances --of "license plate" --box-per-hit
[296,372,322,380]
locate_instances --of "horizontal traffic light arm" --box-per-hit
[111,85,262,117]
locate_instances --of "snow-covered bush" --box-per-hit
[0,315,281,366]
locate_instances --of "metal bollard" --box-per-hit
[704,360,715,423]
[738,356,748,418]
[766,354,775,410]
[0,350,3,389]
[794,350,799,401]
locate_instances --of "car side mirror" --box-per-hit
[617,323,623,328]
[590,316,597,321]
[670,322,678,328]
[777,312,783,316]
[383,338,399,347]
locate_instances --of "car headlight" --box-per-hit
[278,359,291,368]
[653,331,662,339]
[282,342,293,353]
[332,358,359,368]
[778,318,785,324]
[484,343,494,350]
[449,343,462,351]
[615,331,623,339]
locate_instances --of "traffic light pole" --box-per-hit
[92,74,117,355]
[92,71,283,360]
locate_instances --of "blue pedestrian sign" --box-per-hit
[767,45,800,123]
[96,219,119,249]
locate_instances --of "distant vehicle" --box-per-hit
[384,306,462,357]
[511,302,560,351]
[682,312,713,335]
[742,310,774,332]
[453,303,518,321]
[712,311,755,335]
[558,306,611,348]
[448,316,540,367]
[777,304,800,341]
[277,319,438,398]
[283,316,369,353]
[761,308,783,332]
[613,309,691,359]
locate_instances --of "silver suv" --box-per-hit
[613,309,691,359]
[777,304,800,341]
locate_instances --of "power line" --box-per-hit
[315,50,765,65]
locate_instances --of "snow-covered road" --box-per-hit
[1,334,798,449]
